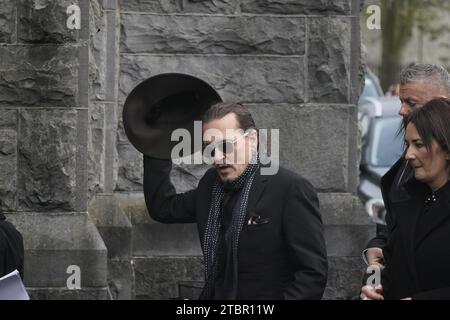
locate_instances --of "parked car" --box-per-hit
[358,97,404,225]
[359,68,384,105]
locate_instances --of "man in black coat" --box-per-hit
[0,212,24,278]
[143,102,328,299]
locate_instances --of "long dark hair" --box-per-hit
[404,98,450,153]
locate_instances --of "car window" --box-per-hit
[360,78,379,100]
[369,117,404,167]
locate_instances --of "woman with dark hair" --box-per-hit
[362,98,450,299]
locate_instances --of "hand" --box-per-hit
[366,247,385,269]
[401,297,412,300]
[360,284,384,300]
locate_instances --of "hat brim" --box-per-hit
[123,73,222,159]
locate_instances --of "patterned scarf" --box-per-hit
[200,157,260,299]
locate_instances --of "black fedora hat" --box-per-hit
[123,73,222,159]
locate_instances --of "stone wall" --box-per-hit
[0,0,107,299]
[110,0,373,300]
[0,0,374,299]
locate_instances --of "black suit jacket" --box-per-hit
[0,213,24,278]
[382,179,450,299]
[366,156,413,249]
[143,157,328,299]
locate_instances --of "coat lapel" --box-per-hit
[245,168,269,219]
[381,158,413,206]
[414,184,450,249]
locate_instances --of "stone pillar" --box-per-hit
[116,0,374,299]
[0,0,107,299]
[87,0,134,299]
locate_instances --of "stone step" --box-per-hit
[88,194,134,299]
[88,194,132,259]
[6,212,108,299]
[26,287,109,300]
[133,256,203,300]
[115,193,202,256]
[177,280,204,300]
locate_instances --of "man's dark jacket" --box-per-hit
[0,213,24,278]
[144,157,328,299]
[366,157,413,249]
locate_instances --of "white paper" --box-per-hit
[0,270,30,300]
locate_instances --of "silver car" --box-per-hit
[358,97,405,224]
